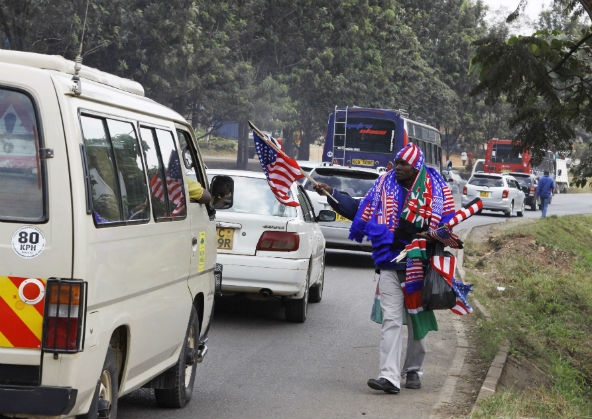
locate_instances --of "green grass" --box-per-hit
[466,215,592,418]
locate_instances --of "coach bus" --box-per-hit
[321,107,442,171]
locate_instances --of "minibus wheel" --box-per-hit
[154,306,198,408]
[80,346,118,419]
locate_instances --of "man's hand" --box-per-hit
[313,182,332,196]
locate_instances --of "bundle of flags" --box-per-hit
[392,197,483,338]
[250,122,304,207]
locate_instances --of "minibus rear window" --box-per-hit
[0,88,45,222]
[81,115,149,225]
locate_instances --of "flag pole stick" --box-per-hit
[248,120,339,204]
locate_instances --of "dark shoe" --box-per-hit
[405,371,421,389]
[367,377,400,394]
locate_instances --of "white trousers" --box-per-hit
[378,269,426,388]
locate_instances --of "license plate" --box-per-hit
[352,159,374,166]
[480,191,490,198]
[335,213,350,222]
[217,228,234,249]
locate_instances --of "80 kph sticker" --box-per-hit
[12,226,46,259]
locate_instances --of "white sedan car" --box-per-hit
[207,169,333,323]
[462,172,526,217]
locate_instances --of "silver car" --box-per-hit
[462,173,526,217]
[302,165,379,251]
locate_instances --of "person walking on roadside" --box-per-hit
[536,170,556,217]
[313,144,455,394]
[460,151,467,167]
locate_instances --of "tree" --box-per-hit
[470,0,592,186]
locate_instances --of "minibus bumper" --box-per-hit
[0,385,77,416]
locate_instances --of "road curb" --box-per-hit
[429,222,510,418]
[460,223,511,417]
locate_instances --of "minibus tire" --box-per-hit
[154,306,198,408]
[79,346,118,419]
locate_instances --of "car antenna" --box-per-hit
[71,0,91,96]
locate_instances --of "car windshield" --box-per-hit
[214,175,297,217]
[510,174,532,187]
[305,168,378,197]
[469,175,503,187]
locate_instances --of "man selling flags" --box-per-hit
[312,143,473,395]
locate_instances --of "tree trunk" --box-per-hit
[236,119,249,169]
[298,119,312,160]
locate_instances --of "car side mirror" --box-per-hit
[210,175,234,210]
[317,209,336,222]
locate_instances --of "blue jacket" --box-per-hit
[536,175,555,198]
[325,188,408,270]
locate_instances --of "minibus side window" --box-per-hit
[140,127,186,220]
[81,115,150,225]
[177,129,207,191]
[106,119,149,221]
[81,116,122,223]
[0,88,45,222]
[155,129,186,218]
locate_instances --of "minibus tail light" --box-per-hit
[42,279,86,353]
[502,189,509,199]
[256,232,299,252]
[462,186,467,195]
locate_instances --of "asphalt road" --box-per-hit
[117,158,592,419]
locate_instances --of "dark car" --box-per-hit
[509,172,538,211]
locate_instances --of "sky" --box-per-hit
[481,0,550,34]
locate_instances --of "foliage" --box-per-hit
[465,216,592,418]
[470,0,592,186]
[0,1,509,167]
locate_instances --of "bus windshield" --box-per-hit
[335,117,395,154]
[491,144,522,164]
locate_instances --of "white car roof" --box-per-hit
[206,169,267,179]
[309,165,379,174]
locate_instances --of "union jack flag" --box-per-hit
[253,130,304,207]
[150,151,186,216]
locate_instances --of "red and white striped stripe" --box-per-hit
[400,143,421,168]
[266,156,303,206]
[430,256,456,285]
[451,299,473,315]
[446,199,483,228]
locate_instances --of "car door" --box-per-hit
[295,185,324,286]
[176,128,216,291]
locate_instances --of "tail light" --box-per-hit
[529,184,535,195]
[502,189,509,199]
[256,231,299,252]
[42,279,86,353]
[462,186,467,195]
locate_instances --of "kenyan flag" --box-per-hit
[401,165,432,230]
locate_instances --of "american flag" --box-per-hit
[150,152,186,216]
[253,130,304,207]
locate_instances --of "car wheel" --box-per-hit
[517,201,525,217]
[285,265,310,323]
[309,261,324,304]
[504,201,513,217]
[80,346,119,419]
[154,306,199,408]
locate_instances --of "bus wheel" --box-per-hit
[81,346,119,419]
[154,306,199,408]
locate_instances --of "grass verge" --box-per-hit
[464,215,592,418]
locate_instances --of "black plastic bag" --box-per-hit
[422,244,457,310]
